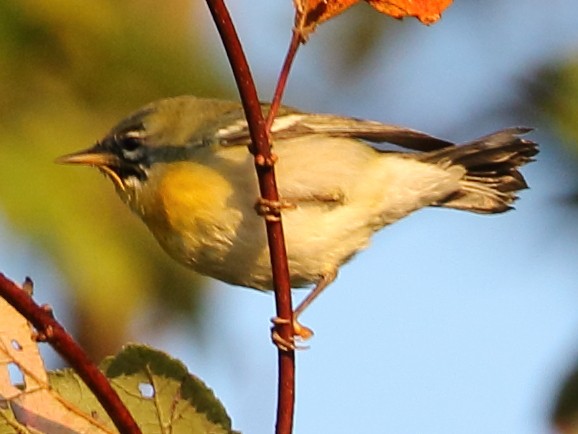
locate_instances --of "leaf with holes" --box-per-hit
[50,345,236,433]
[0,282,111,433]
[0,281,233,433]
[101,344,235,434]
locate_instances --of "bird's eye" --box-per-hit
[121,135,141,151]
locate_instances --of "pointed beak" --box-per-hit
[56,146,126,190]
[55,146,120,168]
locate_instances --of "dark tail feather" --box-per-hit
[419,127,538,213]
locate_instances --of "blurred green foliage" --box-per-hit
[526,55,578,433]
[0,1,229,360]
[527,55,578,158]
[553,359,578,434]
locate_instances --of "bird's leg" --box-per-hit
[294,270,337,318]
[270,270,337,350]
[256,190,344,222]
[254,198,297,222]
[270,317,312,351]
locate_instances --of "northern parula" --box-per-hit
[57,96,538,337]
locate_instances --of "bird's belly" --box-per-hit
[136,158,375,290]
[139,195,371,292]
[135,146,461,291]
[165,204,375,291]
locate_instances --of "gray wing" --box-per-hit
[215,109,454,152]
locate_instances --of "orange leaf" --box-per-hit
[293,0,358,39]
[366,0,453,24]
[293,0,452,39]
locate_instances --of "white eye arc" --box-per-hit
[118,129,144,151]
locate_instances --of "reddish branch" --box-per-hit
[266,30,302,130]
[0,274,141,434]
[204,1,296,434]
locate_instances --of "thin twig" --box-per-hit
[204,2,296,434]
[265,29,303,130]
[0,274,141,434]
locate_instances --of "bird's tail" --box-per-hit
[419,127,538,213]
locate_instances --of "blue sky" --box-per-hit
[3,1,578,433]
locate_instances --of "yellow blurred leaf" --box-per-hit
[0,1,226,361]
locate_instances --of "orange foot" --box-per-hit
[270,316,314,351]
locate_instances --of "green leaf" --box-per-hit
[50,344,236,434]
[110,344,234,434]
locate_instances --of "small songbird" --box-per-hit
[57,96,538,341]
